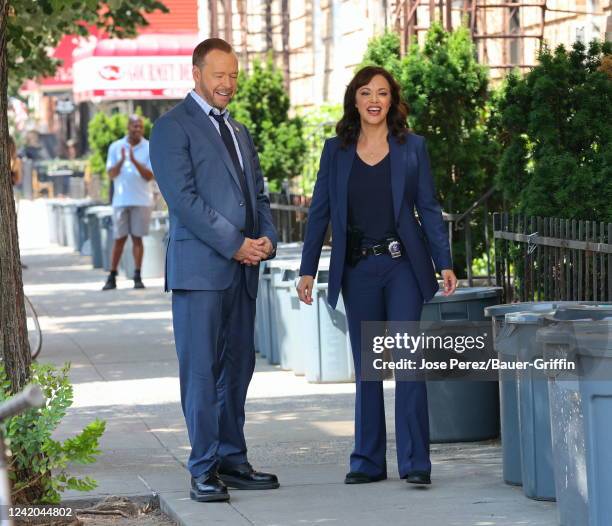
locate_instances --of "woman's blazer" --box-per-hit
[299,132,453,310]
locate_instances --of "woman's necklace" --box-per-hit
[357,139,389,165]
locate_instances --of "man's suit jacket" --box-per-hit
[150,94,278,299]
[299,132,452,309]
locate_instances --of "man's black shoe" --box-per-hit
[344,471,387,484]
[102,275,117,291]
[190,474,230,502]
[133,270,145,289]
[218,462,279,490]
[404,471,431,485]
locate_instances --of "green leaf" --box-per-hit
[1,363,106,504]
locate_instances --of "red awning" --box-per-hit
[73,33,198,59]
[73,33,198,102]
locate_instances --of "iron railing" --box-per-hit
[493,213,612,304]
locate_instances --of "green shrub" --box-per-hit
[0,363,105,504]
[229,56,306,190]
[496,40,612,221]
[298,104,342,195]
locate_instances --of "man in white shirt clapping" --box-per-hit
[102,115,154,290]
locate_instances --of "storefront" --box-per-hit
[72,32,198,141]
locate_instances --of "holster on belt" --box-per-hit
[346,226,364,267]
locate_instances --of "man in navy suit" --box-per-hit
[150,38,280,502]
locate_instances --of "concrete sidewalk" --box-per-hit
[21,242,559,526]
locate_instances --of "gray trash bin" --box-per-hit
[304,268,354,383]
[273,260,301,371]
[537,304,612,526]
[87,205,113,270]
[266,244,305,365]
[422,287,503,442]
[119,212,169,279]
[141,212,169,278]
[53,201,68,246]
[60,200,80,250]
[285,253,333,377]
[99,211,114,271]
[265,251,346,382]
[483,301,596,487]
[574,320,612,526]
[497,310,556,501]
[86,206,108,269]
[255,245,329,361]
[255,263,272,359]
[267,264,286,366]
[76,201,102,255]
[290,267,322,379]
[46,199,60,245]
[284,267,306,375]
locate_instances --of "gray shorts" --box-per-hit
[113,206,152,239]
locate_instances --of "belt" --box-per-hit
[360,237,403,258]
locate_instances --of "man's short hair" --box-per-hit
[192,38,234,67]
[128,114,143,124]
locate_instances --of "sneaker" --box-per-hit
[102,274,117,291]
[133,276,145,289]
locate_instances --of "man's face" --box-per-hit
[193,49,239,110]
[128,118,144,143]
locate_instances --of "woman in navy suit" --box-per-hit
[297,66,457,486]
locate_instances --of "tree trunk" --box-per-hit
[0,0,32,394]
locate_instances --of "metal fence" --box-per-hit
[493,213,612,304]
[269,192,312,243]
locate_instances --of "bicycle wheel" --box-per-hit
[24,295,43,360]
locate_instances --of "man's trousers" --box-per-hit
[172,266,256,479]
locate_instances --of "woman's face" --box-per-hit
[354,74,392,127]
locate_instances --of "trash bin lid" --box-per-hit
[429,286,502,304]
[95,207,114,217]
[268,258,302,271]
[274,242,304,256]
[86,205,112,215]
[505,310,556,324]
[551,304,612,321]
[276,242,303,248]
[484,300,605,318]
[485,301,556,317]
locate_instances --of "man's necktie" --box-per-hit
[209,110,254,236]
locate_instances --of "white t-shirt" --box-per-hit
[106,136,153,207]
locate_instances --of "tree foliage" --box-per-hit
[298,103,342,195]
[6,0,168,92]
[358,30,402,79]
[496,40,612,221]
[229,56,306,190]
